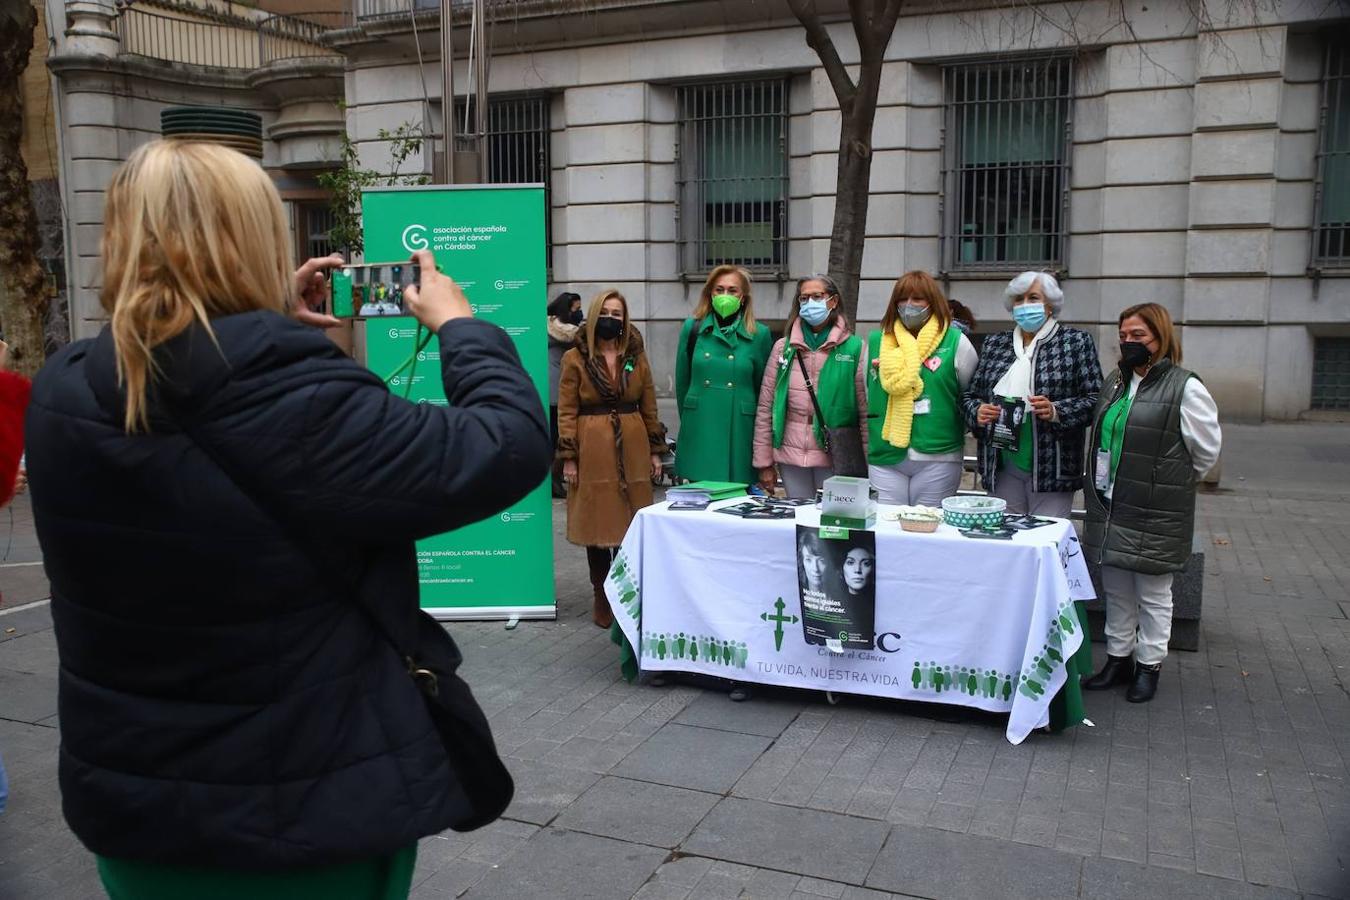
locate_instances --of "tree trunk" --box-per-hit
[0,0,49,379]
[829,108,878,327]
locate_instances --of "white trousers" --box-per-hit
[869,459,963,507]
[991,465,1074,519]
[1101,565,1175,666]
[779,464,831,500]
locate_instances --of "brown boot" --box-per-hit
[586,547,614,628]
[592,587,613,629]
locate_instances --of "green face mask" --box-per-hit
[710,293,742,319]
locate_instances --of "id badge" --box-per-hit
[1094,449,1111,491]
[913,398,932,415]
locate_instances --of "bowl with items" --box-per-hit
[892,505,944,533]
[941,496,1007,531]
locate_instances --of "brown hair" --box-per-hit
[784,274,842,338]
[100,140,292,432]
[582,288,630,358]
[693,264,758,335]
[1118,302,1182,366]
[881,270,950,335]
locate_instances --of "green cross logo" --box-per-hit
[761,597,798,652]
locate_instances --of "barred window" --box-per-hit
[941,58,1073,272]
[449,95,552,262]
[305,205,336,260]
[1314,35,1350,266]
[676,79,789,275]
[1312,337,1350,409]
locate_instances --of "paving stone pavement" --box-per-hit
[1,423,1348,899]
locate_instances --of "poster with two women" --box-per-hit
[796,525,876,650]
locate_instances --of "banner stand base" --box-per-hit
[426,606,557,622]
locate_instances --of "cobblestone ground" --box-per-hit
[1,423,1347,899]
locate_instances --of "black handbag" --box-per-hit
[794,350,868,478]
[168,413,514,833]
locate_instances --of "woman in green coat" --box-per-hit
[674,264,774,484]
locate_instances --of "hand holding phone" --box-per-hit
[403,250,473,332]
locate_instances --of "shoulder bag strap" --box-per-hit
[794,349,831,453]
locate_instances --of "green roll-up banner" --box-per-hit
[361,184,555,621]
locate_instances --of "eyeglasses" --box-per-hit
[798,293,832,304]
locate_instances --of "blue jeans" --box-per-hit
[0,748,8,814]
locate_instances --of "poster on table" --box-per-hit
[361,184,555,621]
[796,525,876,650]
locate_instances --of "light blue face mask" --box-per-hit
[799,298,831,327]
[1012,302,1047,332]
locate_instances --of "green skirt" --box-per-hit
[96,844,417,900]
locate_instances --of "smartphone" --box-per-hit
[330,262,422,318]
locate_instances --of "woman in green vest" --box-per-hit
[1082,303,1221,703]
[674,265,774,484]
[866,271,978,506]
[751,274,867,498]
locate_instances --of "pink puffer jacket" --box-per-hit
[752,317,868,471]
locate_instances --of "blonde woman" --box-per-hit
[24,141,550,897]
[674,265,774,484]
[557,289,665,627]
[866,271,978,506]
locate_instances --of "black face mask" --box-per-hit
[1118,341,1152,372]
[595,316,623,341]
[568,309,584,326]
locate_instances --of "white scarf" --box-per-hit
[992,317,1059,403]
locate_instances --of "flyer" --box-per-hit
[796,525,876,650]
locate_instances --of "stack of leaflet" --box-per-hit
[666,481,746,511]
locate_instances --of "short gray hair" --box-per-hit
[795,273,840,299]
[1003,271,1063,316]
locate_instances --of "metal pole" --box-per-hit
[439,0,454,184]
[473,0,488,182]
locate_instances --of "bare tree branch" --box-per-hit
[786,0,857,107]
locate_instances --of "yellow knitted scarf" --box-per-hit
[878,317,946,449]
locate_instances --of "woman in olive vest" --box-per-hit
[1082,303,1221,703]
[962,272,1103,518]
[751,275,867,498]
[866,271,978,506]
[674,265,774,484]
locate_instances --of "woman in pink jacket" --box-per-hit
[753,275,868,499]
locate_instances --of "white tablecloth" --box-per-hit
[608,499,1096,744]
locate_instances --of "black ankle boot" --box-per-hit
[1126,663,1160,703]
[1083,655,1134,690]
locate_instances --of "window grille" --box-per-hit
[941,58,1073,272]
[1313,34,1350,267]
[306,204,336,260]
[676,79,789,275]
[1312,337,1350,410]
[449,95,552,263]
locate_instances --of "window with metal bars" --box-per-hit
[676,79,789,275]
[305,205,336,260]
[445,95,552,263]
[1314,33,1350,267]
[941,58,1073,272]
[1312,337,1350,409]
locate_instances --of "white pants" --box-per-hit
[779,464,831,500]
[1101,565,1175,666]
[991,465,1074,518]
[869,459,963,507]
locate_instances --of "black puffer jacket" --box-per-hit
[25,311,550,871]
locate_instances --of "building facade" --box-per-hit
[51,0,1350,420]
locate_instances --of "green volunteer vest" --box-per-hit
[865,330,905,466]
[910,326,965,455]
[772,335,863,448]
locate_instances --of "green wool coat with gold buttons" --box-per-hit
[674,315,774,484]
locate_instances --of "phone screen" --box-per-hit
[331,262,422,318]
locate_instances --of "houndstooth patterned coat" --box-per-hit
[960,324,1103,495]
